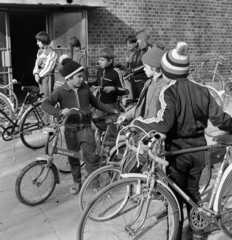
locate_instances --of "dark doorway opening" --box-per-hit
[9,9,46,97]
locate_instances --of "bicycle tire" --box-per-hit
[200,71,224,91]
[76,178,180,240]
[79,165,121,212]
[19,102,47,149]
[204,85,225,138]
[199,165,212,195]
[15,160,57,206]
[218,171,232,238]
[0,92,13,128]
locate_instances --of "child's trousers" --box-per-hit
[64,126,99,184]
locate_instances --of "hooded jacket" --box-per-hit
[134,78,232,140]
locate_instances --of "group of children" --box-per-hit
[34,30,232,240]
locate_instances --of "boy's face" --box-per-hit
[37,40,44,49]
[143,63,154,78]
[69,71,84,88]
[98,57,112,69]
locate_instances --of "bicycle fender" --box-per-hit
[213,163,232,213]
[120,173,181,220]
[35,158,60,185]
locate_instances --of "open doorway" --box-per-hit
[9,9,46,97]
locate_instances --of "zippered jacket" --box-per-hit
[134,78,232,138]
[41,82,111,127]
[88,65,127,104]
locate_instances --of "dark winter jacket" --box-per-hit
[88,65,127,104]
[41,82,111,127]
[134,78,232,139]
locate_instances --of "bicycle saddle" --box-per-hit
[21,86,40,93]
[92,114,118,124]
[213,133,232,145]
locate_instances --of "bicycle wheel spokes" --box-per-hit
[20,103,47,149]
[78,179,179,240]
[81,167,121,212]
[16,161,56,206]
[218,172,232,238]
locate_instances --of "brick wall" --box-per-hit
[87,0,232,81]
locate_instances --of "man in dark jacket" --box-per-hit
[42,59,116,195]
[133,42,232,239]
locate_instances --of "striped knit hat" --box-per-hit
[160,42,190,79]
[60,59,84,80]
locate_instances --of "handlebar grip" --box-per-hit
[148,151,169,166]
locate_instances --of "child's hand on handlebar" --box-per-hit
[117,114,126,124]
[61,108,70,116]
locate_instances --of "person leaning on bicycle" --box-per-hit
[130,42,232,240]
[41,59,117,195]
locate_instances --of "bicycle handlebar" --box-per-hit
[0,79,18,89]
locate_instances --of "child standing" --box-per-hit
[41,59,117,195]
[88,48,128,116]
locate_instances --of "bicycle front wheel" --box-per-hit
[77,178,180,240]
[15,161,57,206]
[79,165,121,212]
[19,102,47,149]
[0,92,13,128]
[218,171,232,238]
[201,71,224,91]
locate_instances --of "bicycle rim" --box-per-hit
[79,165,121,213]
[20,103,47,149]
[218,171,232,238]
[77,178,179,240]
[201,71,224,91]
[15,161,56,206]
[0,93,13,129]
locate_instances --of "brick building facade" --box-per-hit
[87,0,232,79]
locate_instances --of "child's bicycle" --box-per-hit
[76,127,232,240]
[15,108,121,206]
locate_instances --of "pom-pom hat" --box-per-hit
[160,42,190,80]
[60,59,84,80]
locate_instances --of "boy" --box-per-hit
[88,48,128,116]
[41,59,116,195]
[117,43,166,124]
[132,42,232,239]
[33,31,57,124]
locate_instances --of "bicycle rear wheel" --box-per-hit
[0,92,13,129]
[19,102,47,149]
[218,171,232,238]
[76,178,180,240]
[200,71,224,91]
[15,160,57,206]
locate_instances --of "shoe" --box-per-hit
[70,183,82,195]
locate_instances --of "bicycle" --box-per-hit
[0,79,19,113]
[15,108,120,206]
[0,85,48,149]
[78,122,214,212]
[76,128,232,240]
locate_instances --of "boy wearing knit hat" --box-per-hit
[117,41,166,124]
[132,42,232,239]
[42,59,117,195]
